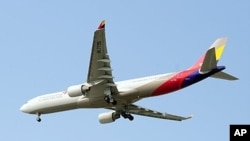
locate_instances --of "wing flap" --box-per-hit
[109,104,192,121]
[126,104,192,121]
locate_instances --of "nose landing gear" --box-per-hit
[36,112,41,122]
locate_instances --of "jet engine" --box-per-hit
[67,84,90,97]
[98,111,120,124]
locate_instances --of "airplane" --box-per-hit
[20,20,238,124]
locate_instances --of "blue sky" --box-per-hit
[1,0,249,141]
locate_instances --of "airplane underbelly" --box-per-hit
[38,103,78,114]
[33,94,79,114]
[77,89,140,108]
[77,97,119,108]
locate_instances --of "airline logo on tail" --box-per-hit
[215,42,225,61]
[191,38,226,72]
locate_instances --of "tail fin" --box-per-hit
[191,37,226,71]
[200,37,226,72]
[190,37,238,80]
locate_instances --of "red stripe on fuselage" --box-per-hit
[152,69,197,96]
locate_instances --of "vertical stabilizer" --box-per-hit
[189,37,238,80]
[190,38,227,72]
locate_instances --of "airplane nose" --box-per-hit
[20,104,29,113]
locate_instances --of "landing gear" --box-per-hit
[112,100,117,105]
[121,112,134,121]
[36,112,41,122]
[104,87,117,105]
[104,95,117,105]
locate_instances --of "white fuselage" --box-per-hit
[20,72,175,115]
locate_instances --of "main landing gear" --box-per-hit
[36,112,41,122]
[121,112,134,121]
[104,95,117,105]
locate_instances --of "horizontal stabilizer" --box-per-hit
[211,71,238,80]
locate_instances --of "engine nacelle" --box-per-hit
[98,111,120,124]
[67,84,90,97]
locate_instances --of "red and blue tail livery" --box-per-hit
[152,38,237,96]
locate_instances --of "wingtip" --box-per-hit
[98,20,105,29]
[185,114,193,120]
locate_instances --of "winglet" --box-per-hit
[98,20,105,29]
[185,114,193,120]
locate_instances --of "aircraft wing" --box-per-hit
[87,20,119,97]
[111,104,193,121]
